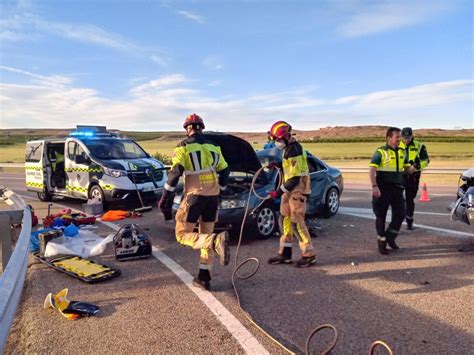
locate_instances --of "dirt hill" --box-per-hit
[1,126,473,142]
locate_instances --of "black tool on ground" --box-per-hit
[113,223,152,261]
[38,230,62,256]
[128,162,153,213]
[34,253,121,283]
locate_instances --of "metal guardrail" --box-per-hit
[0,162,469,175]
[0,187,31,352]
[339,168,468,174]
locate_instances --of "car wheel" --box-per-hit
[254,203,277,239]
[324,187,340,217]
[37,189,52,202]
[89,185,106,205]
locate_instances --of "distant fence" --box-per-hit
[0,187,32,351]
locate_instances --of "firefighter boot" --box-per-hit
[378,236,388,255]
[193,268,211,291]
[268,246,292,264]
[295,255,317,268]
[406,217,414,230]
[213,231,230,266]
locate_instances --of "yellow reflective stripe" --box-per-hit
[99,183,114,191]
[25,166,42,171]
[369,163,379,167]
[64,167,102,173]
[283,216,292,236]
[26,181,44,188]
[296,223,310,244]
[271,122,287,135]
[66,185,88,192]
[199,172,218,183]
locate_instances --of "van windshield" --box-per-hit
[83,139,148,160]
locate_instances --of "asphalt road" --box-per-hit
[1,173,473,354]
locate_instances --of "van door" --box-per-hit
[25,141,46,193]
[65,140,90,199]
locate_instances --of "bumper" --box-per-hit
[105,187,163,203]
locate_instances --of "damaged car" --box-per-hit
[172,133,343,239]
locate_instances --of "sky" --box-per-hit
[0,0,473,132]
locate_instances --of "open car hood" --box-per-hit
[202,133,261,174]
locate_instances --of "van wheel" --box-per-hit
[37,189,52,202]
[89,185,106,205]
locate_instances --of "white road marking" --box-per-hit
[20,194,269,354]
[339,207,474,239]
[344,189,453,197]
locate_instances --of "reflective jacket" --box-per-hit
[278,140,311,196]
[369,144,410,188]
[399,139,429,171]
[165,133,230,196]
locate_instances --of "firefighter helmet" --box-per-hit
[183,113,205,129]
[268,121,292,140]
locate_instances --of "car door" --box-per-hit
[307,156,328,213]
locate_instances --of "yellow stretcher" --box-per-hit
[34,253,121,283]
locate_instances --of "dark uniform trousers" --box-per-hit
[404,171,421,219]
[372,186,406,240]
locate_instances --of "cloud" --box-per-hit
[332,80,473,110]
[129,74,189,96]
[177,10,205,24]
[203,56,224,70]
[0,13,169,66]
[336,0,451,38]
[0,65,73,87]
[0,69,472,131]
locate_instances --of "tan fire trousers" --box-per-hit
[278,191,315,257]
[175,193,219,269]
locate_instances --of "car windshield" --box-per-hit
[83,138,148,160]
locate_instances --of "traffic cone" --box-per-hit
[419,183,431,202]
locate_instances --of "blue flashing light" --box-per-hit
[70,131,95,137]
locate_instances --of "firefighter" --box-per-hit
[158,114,231,291]
[399,127,430,230]
[267,121,316,267]
[369,127,416,254]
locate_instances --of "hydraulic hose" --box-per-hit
[231,165,393,354]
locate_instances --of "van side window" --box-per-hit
[76,144,87,160]
[68,142,76,160]
[25,143,43,162]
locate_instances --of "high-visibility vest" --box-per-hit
[282,141,310,194]
[171,134,228,196]
[399,139,429,171]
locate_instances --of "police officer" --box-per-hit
[369,127,416,254]
[159,114,231,291]
[399,127,430,230]
[267,121,316,267]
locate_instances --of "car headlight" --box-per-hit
[103,166,128,177]
[220,199,246,209]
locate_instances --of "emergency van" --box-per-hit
[25,125,167,205]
